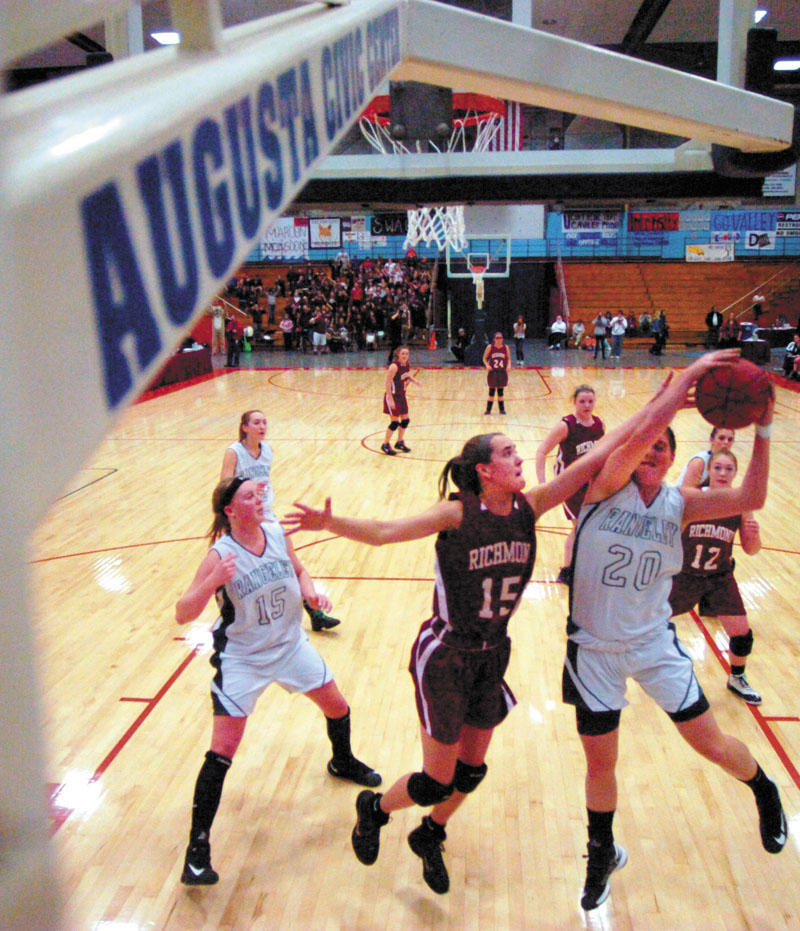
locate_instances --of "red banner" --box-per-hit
[628,212,680,232]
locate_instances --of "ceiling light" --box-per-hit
[151,31,180,45]
[754,9,768,23]
[774,59,800,71]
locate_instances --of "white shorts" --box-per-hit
[312,331,327,347]
[211,632,333,716]
[563,623,704,715]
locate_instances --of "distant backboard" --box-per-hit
[446,235,511,278]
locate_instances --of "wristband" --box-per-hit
[755,423,772,439]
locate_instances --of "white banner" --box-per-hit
[745,230,776,251]
[309,217,342,249]
[686,242,734,262]
[261,217,309,260]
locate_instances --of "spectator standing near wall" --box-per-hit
[609,311,627,361]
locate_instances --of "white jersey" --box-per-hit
[211,522,303,659]
[228,441,275,520]
[569,482,685,648]
[676,449,711,488]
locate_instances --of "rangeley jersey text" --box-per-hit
[597,507,680,547]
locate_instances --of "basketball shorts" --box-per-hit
[563,483,589,522]
[669,570,746,617]
[210,632,333,716]
[312,331,327,347]
[487,370,508,390]
[562,623,705,718]
[383,394,408,416]
[409,621,516,744]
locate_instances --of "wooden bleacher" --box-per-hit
[563,262,799,346]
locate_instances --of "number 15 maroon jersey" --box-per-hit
[429,491,536,650]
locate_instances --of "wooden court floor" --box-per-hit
[31,361,800,930]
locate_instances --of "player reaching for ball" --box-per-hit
[563,349,786,913]
[281,378,703,896]
[670,448,764,704]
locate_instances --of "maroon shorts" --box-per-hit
[487,370,508,390]
[383,394,408,417]
[409,619,516,744]
[563,484,589,521]
[669,570,746,617]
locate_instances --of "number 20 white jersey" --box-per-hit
[211,522,303,658]
[569,482,685,647]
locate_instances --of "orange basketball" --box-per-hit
[694,358,772,429]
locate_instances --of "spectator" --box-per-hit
[513,315,526,362]
[266,288,277,325]
[638,310,652,335]
[782,333,800,379]
[572,319,586,349]
[279,312,294,351]
[609,311,628,361]
[719,312,740,348]
[548,314,568,350]
[705,305,723,348]
[649,310,668,356]
[592,313,608,360]
[451,327,468,363]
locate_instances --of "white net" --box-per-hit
[404,205,468,252]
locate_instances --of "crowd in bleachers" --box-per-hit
[224,253,434,353]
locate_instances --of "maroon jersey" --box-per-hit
[555,414,605,519]
[486,344,510,388]
[680,513,741,576]
[383,362,410,416]
[429,491,536,650]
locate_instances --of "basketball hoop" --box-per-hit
[470,265,487,309]
[359,92,505,155]
[404,205,468,252]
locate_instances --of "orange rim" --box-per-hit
[360,93,506,128]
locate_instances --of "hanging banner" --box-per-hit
[762,164,797,197]
[686,243,734,262]
[745,231,776,250]
[562,210,620,244]
[309,217,342,249]
[371,213,408,236]
[261,217,309,260]
[628,211,679,232]
[710,211,776,232]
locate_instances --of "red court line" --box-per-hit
[136,369,227,403]
[30,536,205,564]
[689,609,800,790]
[49,649,200,834]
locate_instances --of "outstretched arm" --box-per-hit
[682,396,773,523]
[282,496,463,546]
[584,350,741,505]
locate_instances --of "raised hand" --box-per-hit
[282,497,333,535]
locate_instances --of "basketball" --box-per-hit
[244,326,254,338]
[694,358,772,429]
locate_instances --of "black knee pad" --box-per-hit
[407,771,453,806]
[452,760,487,794]
[730,629,754,656]
[497,388,504,398]
[488,388,496,398]
[400,418,410,429]
[388,421,399,431]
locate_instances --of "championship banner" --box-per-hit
[261,217,309,260]
[686,243,734,262]
[309,217,342,249]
